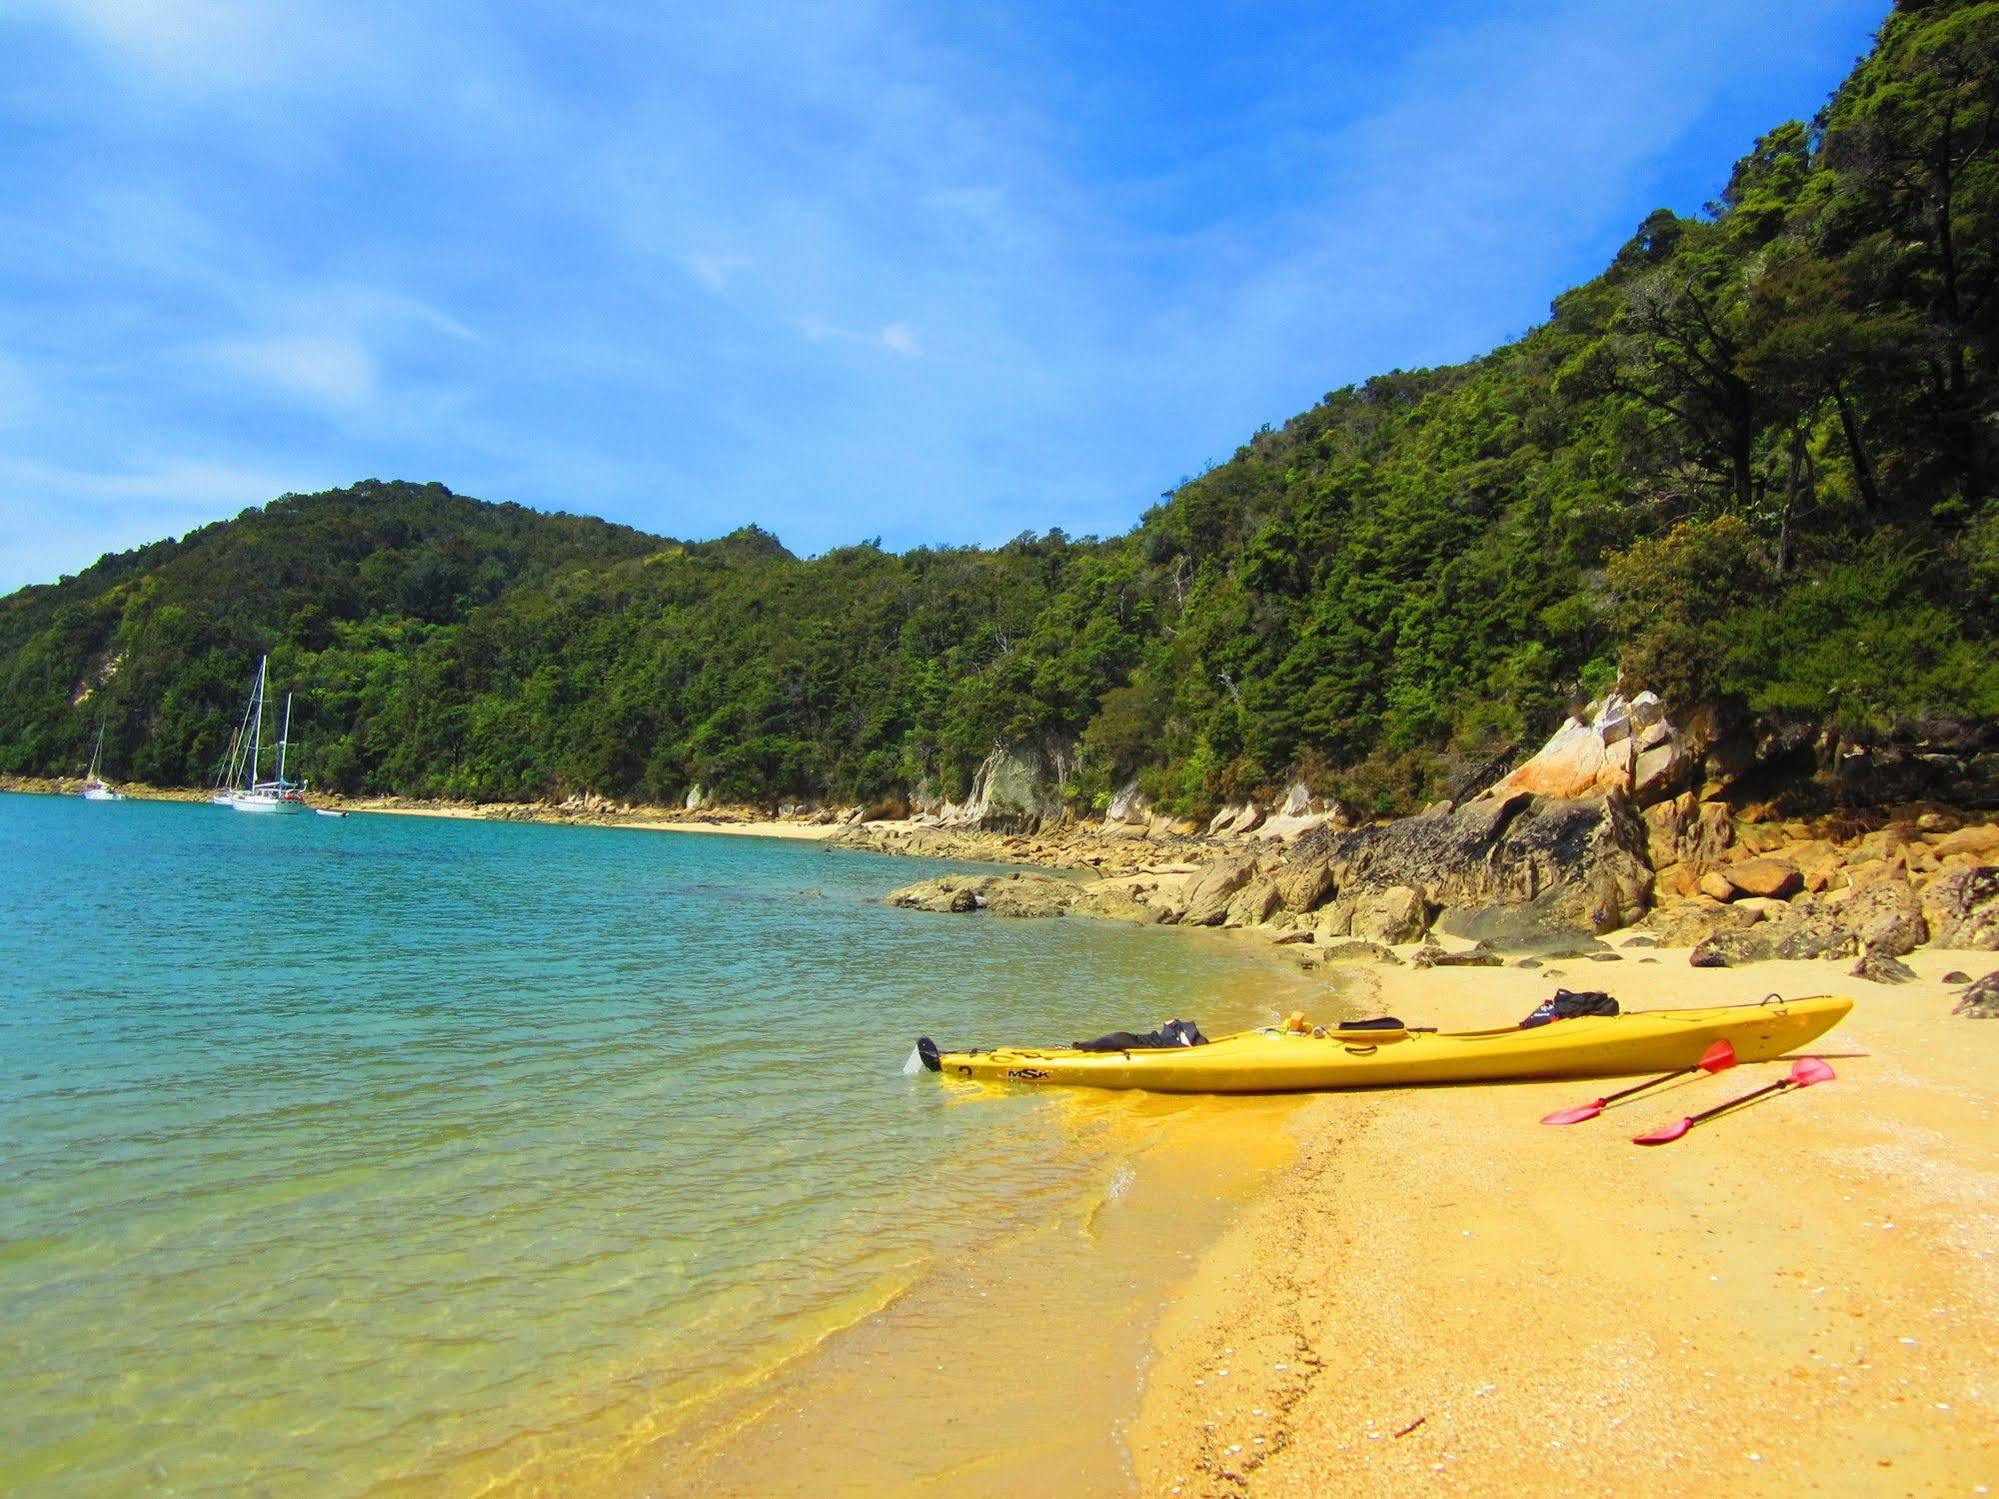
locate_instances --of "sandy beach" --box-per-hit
[347,800,845,840]
[1132,941,1999,1497]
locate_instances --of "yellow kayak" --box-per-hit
[917,995,1852,1095]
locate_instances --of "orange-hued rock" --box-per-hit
[1785,838,1845,892]
[1480,691,1685,805]
[1723,856,1804,899]
[1699,869,1738,901]
[1935,822,1999,859]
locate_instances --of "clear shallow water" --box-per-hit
[0,795,1300,1496]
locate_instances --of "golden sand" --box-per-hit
[1132,943,1999,1496]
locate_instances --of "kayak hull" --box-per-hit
[927,996,1853,1094]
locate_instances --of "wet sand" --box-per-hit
[1133,943,1999,1496]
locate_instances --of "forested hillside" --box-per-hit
[5,0,1997,814]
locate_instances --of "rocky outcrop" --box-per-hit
[1317,940,1402,965]
[1480,691,1688,806]
[1225,875,1284,928]
[1205,802,1266,837]
[1351,885,1431,943]
[1923,866,1999,949]
[887,871,1079,918]
[933,742,1074,833]
[1642,900,1767,948]
[1682,876,1932,967]
[1411,941,1502,969]
[1179,858,1260,926]
[1277,792,1651,944]
[1953,972,1999,1017]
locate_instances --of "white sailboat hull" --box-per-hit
[81,784,124,802]
[227,793,305,814]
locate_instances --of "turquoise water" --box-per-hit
[0,794,1298,1496]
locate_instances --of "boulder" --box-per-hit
[1287,792,1652,942]
[1723,858,1803,900]
[1852,944,1918,985]
[1318,940,1402,965]
[1353,885,1430,943]
[1481,690,1688,806]
[1786,840,1846,893]
[1224,876,1283,928]
[1643,797,1689,868]
[1699,870,1738,902]
[1275,856,1337,914]
[1411,943,1502,969]
[1484,717,1607,800]
[1922,866,1999,949]
[1313,897,1357,942]
[1952,972,1999,1017]
[1643,901,1766,948]
[1837,878,1929,956]
[1180,858,1259,926]
[1934,824,1999,859]
[1688,936,1742,967]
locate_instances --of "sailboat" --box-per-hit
[80,721,125,801]
[215,656,307,814]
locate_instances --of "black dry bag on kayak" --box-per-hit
[1073,1018,1208,1051]
[1518,989,1620,1028]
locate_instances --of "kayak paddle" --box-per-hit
[1632,1056,1835,1145]
[1540,1040,1737,1125]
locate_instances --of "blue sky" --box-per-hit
[0,0,1886,592]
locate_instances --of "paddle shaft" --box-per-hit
[1597,1060,1704,1108]
[1676,1076,1795,1129]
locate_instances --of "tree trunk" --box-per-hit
[1832,383,1882,510]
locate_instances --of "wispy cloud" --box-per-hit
[207,333,377,411]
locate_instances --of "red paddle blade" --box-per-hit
[1540,1101,1606,1126]
[1698,1040,1737,1073]
[1632,1116,1693,1145]
[1790,1056,1835,1086]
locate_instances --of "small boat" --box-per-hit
[80,721,125,801]
[214,656,307,814]
[315,808,347,818]
[914,996,1852,1095]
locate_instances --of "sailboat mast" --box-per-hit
[216,725,241,789]
[249,656,267,787]
[89,720,105,779]
[277,693,293,785]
